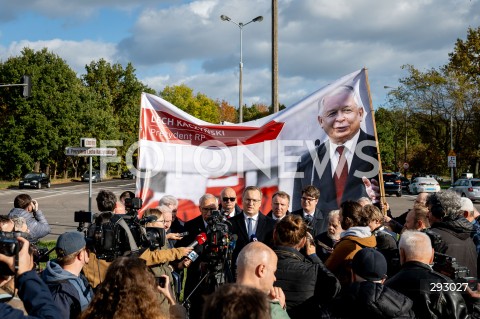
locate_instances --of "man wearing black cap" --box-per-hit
[41,232,93,319]
[326,247,415,318]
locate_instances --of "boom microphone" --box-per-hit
[188,232,207,248]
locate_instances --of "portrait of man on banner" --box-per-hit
[292,84,379,232]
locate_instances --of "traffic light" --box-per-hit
[22,75,31,98]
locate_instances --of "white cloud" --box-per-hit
[2,39,117,74]
[1,0,479,108]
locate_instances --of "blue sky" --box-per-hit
[1,0,479,111]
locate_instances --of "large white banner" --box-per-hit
[136,69,379,222]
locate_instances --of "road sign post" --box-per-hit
[448,150,456,185]
[65,139,117,212]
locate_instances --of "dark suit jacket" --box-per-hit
[291,208,325,238]
[266,210,290,220]
[228,212,276,268]
[220,204,242,218]
[293,130,378,233]
[174,215,208,304]
[177,215,207,247]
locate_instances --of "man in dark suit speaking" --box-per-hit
[293,85,379,233]
[228,186,276,276]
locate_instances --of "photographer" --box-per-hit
[41,232,93,318]
[0,236,61,319]
[82,190,138,288]
[140,207,192,314]
[8,194,50,242]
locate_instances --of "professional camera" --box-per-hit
[433,252,477,288]
[73,198,163,261]
[433,252,470,279]
[204,210,235,275]
[0,231,34,275]
[124,197,143,215]
[143,227,166,250]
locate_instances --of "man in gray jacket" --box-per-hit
[8,194,50,242]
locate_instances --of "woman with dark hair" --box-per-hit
[272,214,340,319]
[325,200,376,286]
[79,257,182,319]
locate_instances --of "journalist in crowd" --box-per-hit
[8,194,50,242]
[41,232,93,319]
[273,214,340,319]
[0,236,61,319]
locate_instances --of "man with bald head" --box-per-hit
[385,230,469,318]
[236,242,290,319]
[220,187,241,218]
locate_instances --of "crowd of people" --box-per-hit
[3,185,480,319]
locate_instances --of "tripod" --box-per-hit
[182,260,234,319]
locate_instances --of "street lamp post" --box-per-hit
[384,85,408,174]
[220,14,263,123]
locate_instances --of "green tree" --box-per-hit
[160,84,220,123]
[0,48,84,179]
[82,59,155,174]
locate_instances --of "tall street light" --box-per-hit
[220,14,263,123]
[384,85,408,175]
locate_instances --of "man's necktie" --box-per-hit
[247,217,253,238]
[334,145,348,206]
[305,214,313,224]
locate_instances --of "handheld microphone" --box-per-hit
[311,139,321,185]
[139,215,157,225]
[186,245,203,262]
[229,234,238,250]
[188,232,207,248]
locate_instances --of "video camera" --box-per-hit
[73,198,165,261]
[433,252,477,288]
[204,210,235,275]
[124,197,143,216]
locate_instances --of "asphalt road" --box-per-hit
[0,179,136,241]
[2,182,479,241]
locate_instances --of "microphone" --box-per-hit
[229,234,238,251]
[311,139,321,185]
[186,245,203,262]
[188,232,207,248]
[227,234,238,261]
[139,215,157,225]
[250,234,258,242]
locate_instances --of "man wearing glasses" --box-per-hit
[220,187,242,218]
[175,194,219,317]
[160,195,184,234]
[292,185,325,237]
[229,186,276,277]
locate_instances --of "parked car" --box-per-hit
[449,178,480,201]
[19,172,51,189]
[400,176,411,190]
[121,170,135,179]
[81,170,102,183]
[461,173,474,179]
[408,177,440,195]
[383,173,402,197]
